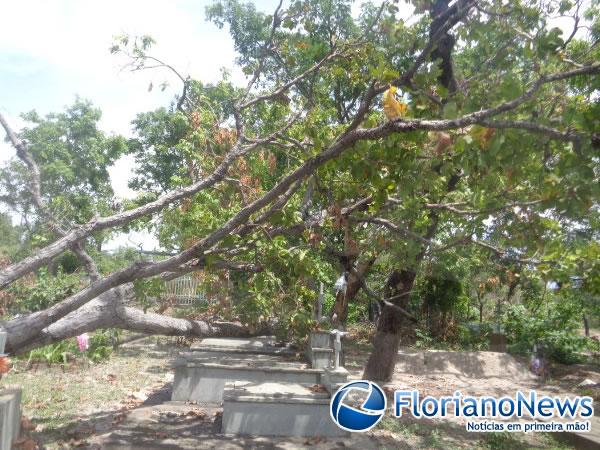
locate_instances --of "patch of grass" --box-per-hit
[483,432,520,450]
[378,416,426,438]
[377,417,457,449]
[423,428,445,449]
[2,336,174,448]
[540,433,576,450]
[480,431,574,450]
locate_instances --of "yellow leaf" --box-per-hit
[383,86,408,120]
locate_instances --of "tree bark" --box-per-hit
[2,283,263,355]
[363,270,416,381]
[331,258,375,328]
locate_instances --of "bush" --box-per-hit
[7,269,80,314]
[503,303,591,364]
[455,323,492,350]
[347,321,376,345]
[25,340,76,365]
[87,329,117,363]
[19,329,117,366]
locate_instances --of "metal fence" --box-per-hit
[161,275,209,306]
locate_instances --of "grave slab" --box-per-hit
[190,336,293,355]
[172,352,322,402]
[222,382,348,438]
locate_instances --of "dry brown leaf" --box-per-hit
[186,409,207,419]
[21,416,36,430]
[0,356,11,374]
[14,437,38,450]
[308,384,327,393]
[104,373,117,384]
[25,401,47,409]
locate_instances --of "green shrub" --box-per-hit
[7,269,80,314]
[19,329,117,366]
[87,329,117,363]
[415,328,434,349]
[25,340,77,365]
[484,432,519,450]
[503,303,591,364]
[455,323,492,350]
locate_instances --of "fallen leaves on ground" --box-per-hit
[382,386,395,399]
[121,391,146,409]
[21,416,36,431]
[186,408,207,419]
[303,436,326,445]
[14,437,38,450]
[24,401,47,409]
[308,384,327,393]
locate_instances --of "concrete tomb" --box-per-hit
[221,382,348,437]
[0,387,21,450]
[172,334,350,437]
[172,351,322,402]
[305,331,334,369]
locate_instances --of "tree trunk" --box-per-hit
[331,258,375,329]
[2,283,265,355]
[477,292,484,323]
[363,270,416,381]
[583,315,590,337]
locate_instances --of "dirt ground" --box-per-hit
[3,336,596,449]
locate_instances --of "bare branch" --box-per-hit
[389,0,477,91]
[240,48,342,110]
[239,0,285,103]
[352,216,431,244]
[477,119,585,146]
[471,239,541,265]
[0,138,251,287]
[425,199,544,216]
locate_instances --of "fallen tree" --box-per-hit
[0,0,598,383]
